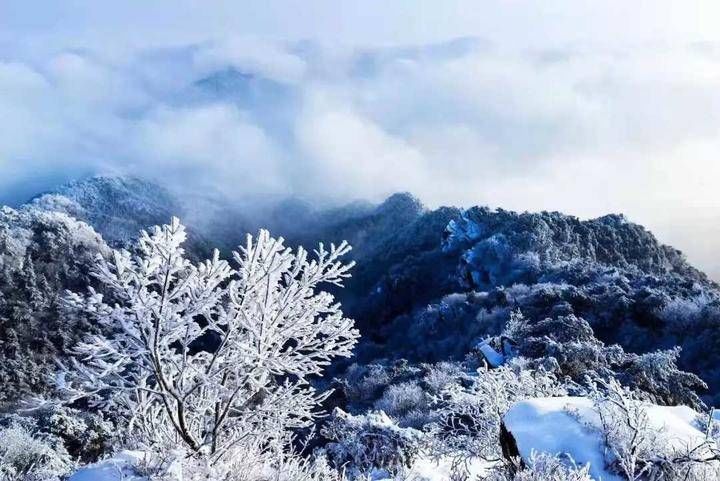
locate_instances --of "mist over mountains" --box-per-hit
[3,35,720,281]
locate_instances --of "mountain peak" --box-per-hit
[375,192,425,218]
[32,175,181,245]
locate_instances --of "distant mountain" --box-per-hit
[444,207,710,284]
[30,176,183,246]
[192,67,291,107]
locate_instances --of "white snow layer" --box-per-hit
[368,457,492,481]
[69,451,147,481]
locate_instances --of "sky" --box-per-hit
[1,1,720,278]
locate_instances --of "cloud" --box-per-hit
[134,103,287,195]
[294,88,428,199]
[1,17,720,276]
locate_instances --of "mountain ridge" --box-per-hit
[18,175,720,403]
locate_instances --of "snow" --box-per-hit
[644,404,708,451]
[69,451,147,481]
[504,397,619,481]
[368,456,493,481]
[407,456,493,481]
[504,397,711,481]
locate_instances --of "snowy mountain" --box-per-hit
[19,175,720,400]
[5,174,720,480]
[30,176,183,246]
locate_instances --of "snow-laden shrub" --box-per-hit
[504,312,624,381]
[658,292,720,332]
[590,380,659,480]
[340,362,465,430]
[422,362,464,395]
[0,423,72,481]
[340,361,432,411]
[429,360,566,465]
[374,381,429,426]
[61,218,360,466]
[501,309,528,345]
[93,439,345,481]
[651,450,720,481]
[133,443,345,481]
[591,379,715,479]
[341,363,392,405]
[58,413,113,463]
[514,453,592,481]
[261,454,344,481]
[589,378,720,481]
[3,402,115,463]
[322,409,424,478]
[389,298,488,362]
[485,452,592,481]
[499,311,706,407]
[621,348,706,408]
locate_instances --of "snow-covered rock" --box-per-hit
[503,396,712,481]
[504,397,621,481]
[69,451,147,481]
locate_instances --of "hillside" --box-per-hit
[4,175,720,480]
[21,176,720,400]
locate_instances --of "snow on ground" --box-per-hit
[368,456,493,481]
[69,451,147,481]
[644,403,708,451]
[504,396,711,481]
[504,397,619,481]
[407,456,493,481]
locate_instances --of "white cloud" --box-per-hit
[294,88,428,200]
[134,104,287,195]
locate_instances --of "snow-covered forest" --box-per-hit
[2,176,720,481]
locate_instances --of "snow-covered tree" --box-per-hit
[485,452,592,481]
[428,359,566,469]
[587,378,720,481]
[61,218,360,464]
[0,423,73,481]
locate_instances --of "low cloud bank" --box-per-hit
[1,36,719,277]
